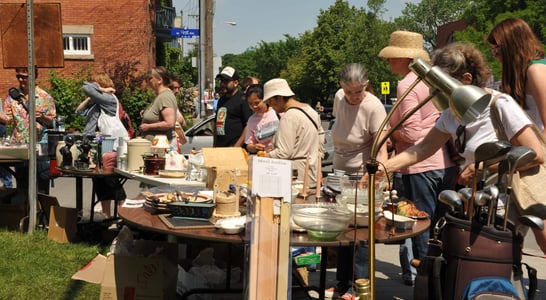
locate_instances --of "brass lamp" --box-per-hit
[364,57,491,298]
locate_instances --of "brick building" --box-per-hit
[0,0,176,95]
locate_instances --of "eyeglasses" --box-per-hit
[16,74,29,80]
[455,125,466,153]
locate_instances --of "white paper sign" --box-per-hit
[249,157,292,202]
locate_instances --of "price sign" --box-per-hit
[381,82,390,95]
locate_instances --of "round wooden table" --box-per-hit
[118,203,430,299]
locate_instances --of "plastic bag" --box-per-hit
[97,101,129,149]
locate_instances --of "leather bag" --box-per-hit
[490,95,546,218]
[440,213,522,300]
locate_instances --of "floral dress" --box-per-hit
[4,86,56,143]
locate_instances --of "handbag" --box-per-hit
[490,95,546,218]
[97,97,129,148]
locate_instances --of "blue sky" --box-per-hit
[174,0,420,56]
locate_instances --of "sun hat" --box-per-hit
[378,31,430,61]
[216,66,239,81]
[263,78,295,102]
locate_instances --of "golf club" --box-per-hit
[458,187,472,218]
[518,215,545,230]
[470,141,512,221]
[474,141,512,189]
[487,160,510,226]
[438,190,464,216]
[503,146,537,231]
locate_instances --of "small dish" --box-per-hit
[383,210,416,230]
[221,225,244,235]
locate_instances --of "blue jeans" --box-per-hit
[397,167,457,280]
[336,243,369,290]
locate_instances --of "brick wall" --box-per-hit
[0,0,157,98]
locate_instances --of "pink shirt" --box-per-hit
[389,72,454,174]
[244,108,279,150]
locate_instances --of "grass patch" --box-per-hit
[0,229,107,299]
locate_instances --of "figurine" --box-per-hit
[78,137,92,169]
[60,136,74,169]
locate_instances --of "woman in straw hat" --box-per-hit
[378,30,458,286]
[261,78,324,190]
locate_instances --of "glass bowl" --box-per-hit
[292,203,352,241]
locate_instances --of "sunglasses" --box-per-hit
[454,125,466,153]
[16,74,29,80]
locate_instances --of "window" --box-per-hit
[63,34,91,55]
[62,25,94,59]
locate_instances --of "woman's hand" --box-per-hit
[458,164,482,186]
[101,87,116,94]
[139,123,149,133]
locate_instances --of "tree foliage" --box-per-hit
[395,0,473,51]
[141,0,546,113]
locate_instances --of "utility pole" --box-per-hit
[198,0,214,118]
[205,0,214,94]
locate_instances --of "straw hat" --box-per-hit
[378,31,430,61]
[263,78,295,102]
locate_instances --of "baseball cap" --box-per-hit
[216,66,239,81]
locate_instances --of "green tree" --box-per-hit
[395,0,473,50]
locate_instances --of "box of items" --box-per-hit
[202,147,248,188]
[72,227,178,300]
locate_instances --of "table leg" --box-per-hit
[90,180,96,223]
[319,246,328,300]
[76,176,83,217]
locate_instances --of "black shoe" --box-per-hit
[403,278,414,286]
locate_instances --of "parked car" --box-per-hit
[180,114,333,166]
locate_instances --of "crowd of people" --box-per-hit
[1,15,545,299]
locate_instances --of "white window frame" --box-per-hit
[63,34,91,55]
[62,25,94,59]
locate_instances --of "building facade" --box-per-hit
[0,0,175,94]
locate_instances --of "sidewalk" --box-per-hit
[294,243,546,300]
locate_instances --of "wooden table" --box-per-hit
[57,168,127,222]
[118,203,430,299]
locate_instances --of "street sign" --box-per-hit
[170,28,200,38]
[381,82,390,95]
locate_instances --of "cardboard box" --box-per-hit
[72,240,178,300]
[48,206,77,243]
[202,147,248,188]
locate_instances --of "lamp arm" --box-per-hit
[370,77,423,160]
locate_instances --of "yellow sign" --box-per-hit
[381,82,390,95]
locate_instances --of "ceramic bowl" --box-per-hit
[167,202,216,219]
[292,203,352,241]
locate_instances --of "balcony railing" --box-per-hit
[155,6,176,39]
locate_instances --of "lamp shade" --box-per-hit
[410,58,491,125]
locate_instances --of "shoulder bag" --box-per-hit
[97,97,129,146]
[490,94,546,218]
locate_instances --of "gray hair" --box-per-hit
[339,63,369,85]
